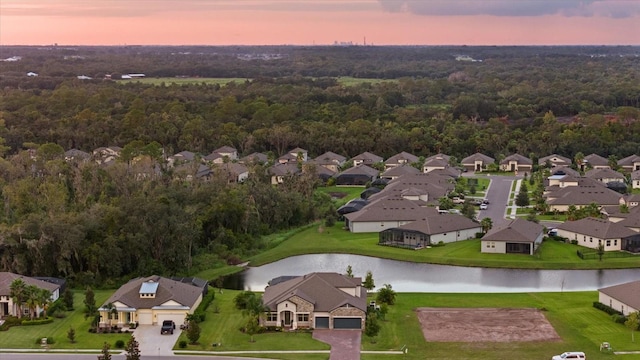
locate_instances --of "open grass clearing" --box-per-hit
[117,77,248,86]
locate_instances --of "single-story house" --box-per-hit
[539,154,572,168]
[366,172,455,206]
[0,272,61,318]
[379,214,481,249]
[98,275,206,328]
[598,280,640,315]
[422,157,449,173]
[262,272,367,330]
[344,197,439,233]
[214,162,249,183]
[269,163,300,185]
[168,151,197,167]
[380,164,421,180]
[335,164,379,186]
[550,167,581,178]
[303,161,337,183]
[545,184,624,212]
[93,146,122,164]
[461,153,495,172]
[384,151,419,170]
[314,151,347,172]
[351,151,383,167]
[582,153,610,171]
[481,219,545,255]
[240,152,269,164]
[500,154,533,174]
[65,149,91,163]
[278,147,308,164]
[555,217,640,252]
[618,154,640,172]
[631,170,640,189]
[584,168,626,185]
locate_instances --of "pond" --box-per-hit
[221,254,640,293]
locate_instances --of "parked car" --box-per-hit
[552,351,586,360]
[452,197,465,204]
[482,199,490,204]
[479,203,488,210]
[161,320,176,335]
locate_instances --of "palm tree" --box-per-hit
[25,285,40,320]
[9,278,27,319]
[38,288,52,318]
[480,217,493,234]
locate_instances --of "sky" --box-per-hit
[1,0,639,46]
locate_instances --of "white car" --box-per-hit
[552,351,586,360]
[479,203,488,210]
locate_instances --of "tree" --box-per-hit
[63,287,74,310]
[67,327,76,343]
[363,271,375,292]
[345,265,354,278]
[480,217,493,233]
[364,313,381,343]
[515,182,529,207]
[38,288,52,318]
[438,197,454,210]
[9,278,27,319]
[597,242,605,262]
[84,287,97,319]
[186,319,201,344]
[376,284,397,305]
[99,342,111,360]
[626,312,640,342]
[234,291,257,310]
[125,335,141,360]
[244,315,260,343]
[25,285,40,320]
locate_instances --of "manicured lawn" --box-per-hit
[0,290,130,349]
[175,289,330,354]
[248,223,640,269]
[316,185,365,206]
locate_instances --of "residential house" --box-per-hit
[64,149,91,163]
[214,162,249,183]
[303,161,336,183]
[240,152,269,164]
[98,275,206,328]
[313,151,347,173]
[335,164,379,186]
[379,214,481,249]
[204,146,238,164]
[269,163,300,185]
[598,280,640,315]
[278,147,308,164]
[584,168,626,185]
[556,217,640,252]
[422,153,451,173]
[583,153,610,171]
[539,154,572,168]
[550,167,581,178]
[344,197,439,233]
[618,154,640,172]
[384,151,419,170]
[461,153,495,172]
[262,272,367,329]
[499,154,533,174]
[168,151,197,167]
[481,219,544,255]
[380,164,421,180]
[631,170,640,189]
[544,177,624,212]
[0,272,61,318]
[368,173,455,206]
[351,152,383,167]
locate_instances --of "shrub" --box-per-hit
[35,337,55,345]
[22,317,54,326]
[571,240,578,245]
[612,314,628,324]
[179,340,187,349]
[115,339,125,348]
[593,301,624,316]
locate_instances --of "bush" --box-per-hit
[35,337,55,344]
[22,317,54,326]
[115,339,125,348]
[0,316,22,331]
[179,340,187,349]
[571,240,578,245]
[593,301,624,316]
[612,314,627,324]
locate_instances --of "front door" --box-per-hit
[284,311,292,326]
[1,302,8,317]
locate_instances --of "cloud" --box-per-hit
[378,0,640,18]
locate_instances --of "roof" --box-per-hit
[584,168,625,180]
[482,219,544,243]
[0,272,61,296]
[461,152,495,164]
[385,151,419,165]
[65,149,91,159]
[538,154,572,166]
[546,183,623,206]
[351,151,383,163]
[344,197,439,222]
[381,165,421,178]
[213,146,237,154]
[263,272,367,312]
[501,153,533,165]
[337,164,379,177]
[599,280,640,311]
[557,217,637,239]
[387,214,481,235]
[269,163,300,176]
[314,151,346,165]
[171,151,196,161]
[618,154,640,166]
[101,275,204,310]
[241,152,268,164]
[584,153,609,167]
[425,153,451,162]
[551,167,581,177]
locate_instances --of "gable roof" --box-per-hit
[584,153,609,167]
[337,164,379,177]
[391,214,481,235]
[501,153,533,165]
[351,151,383,163]
[599,280,640,311]
[461,152,495,164]
[482,219,544,243]
[0,272,61,296]
[385,151,419,165]
[263,272,366,312]
[618,154,640,167]
[539,154,572,166]
[101,275,204,310]
[344,197,438,222]
[584,168,625,180]
[314,151,346,165]
[381,164,421,178]
[557,217,637,239]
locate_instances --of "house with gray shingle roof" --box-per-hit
[556,217,640,252]
[0,272,62,318]
[422,153,451,173]
[539,154,572,168]
[379,214,481,249]
[269,163,300,185]
[599,280,640,315]
[380,164,421,180]
[481,219,544,255]
[335,164,379,186]
[351,151,383,167]
[384,151,419,170]
[618,154,640,173]
[583,153,610,171]
[98,275,206,328]
[545,179,624,212]
[500,153,533,174]
[584,168,626,185]
[631,170,640,189]
[262,272,367,330]
[344,197,438,233]
[240,152,268,164]
[368,172,455,205]
[461,153,495,172]
[313,151,346,172]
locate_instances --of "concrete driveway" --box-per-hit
[313,329,361,360]
[133,325,181,356]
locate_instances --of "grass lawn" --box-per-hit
[248,223,640,269]
[175,289,330,355]
[316,185,365,206]
[0,290,130,350]
[117,77,248,86]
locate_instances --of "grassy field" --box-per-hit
[316,185,365,206]
[117,77,248,86]
[249,223,640,269]
[0,290,130,350]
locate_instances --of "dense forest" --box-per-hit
[0,45,639,286]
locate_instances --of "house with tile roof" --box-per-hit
[379,214,481,249]
[481,219,545,255]
[598,280,640,315]
[0,272,61,318]
[461,153,495,172]
[351,151,383,167]
[556,217,640,252]
[98,275,206,328]
[262,272,367,330]
[500,154,533,173]
[539,154,572,168]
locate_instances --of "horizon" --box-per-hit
[1,1,639,47]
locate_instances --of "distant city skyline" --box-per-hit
[1,0,639,46]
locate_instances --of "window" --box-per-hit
[590,238,593,243]
[615,240,618,246]
[297,313,309,322]
[267,312,277,322]
[606,240,611,247]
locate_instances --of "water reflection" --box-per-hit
[225,254,640,293]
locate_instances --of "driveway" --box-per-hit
[133,324,181,356]
[313,329,361,360]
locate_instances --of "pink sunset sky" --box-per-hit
[1,0,639,46]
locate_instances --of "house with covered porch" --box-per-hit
[481,219,544,255]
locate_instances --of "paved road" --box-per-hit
[474,174,518,228]
[313,329,361,360]
[0,353,271,360]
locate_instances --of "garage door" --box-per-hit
[333,317,362,329]
[315,316,329,329]
[156,313,187,327]
[137,312,153,325]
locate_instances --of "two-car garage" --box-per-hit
[315,316,362,329]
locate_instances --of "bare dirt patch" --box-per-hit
[416,307,561,342]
